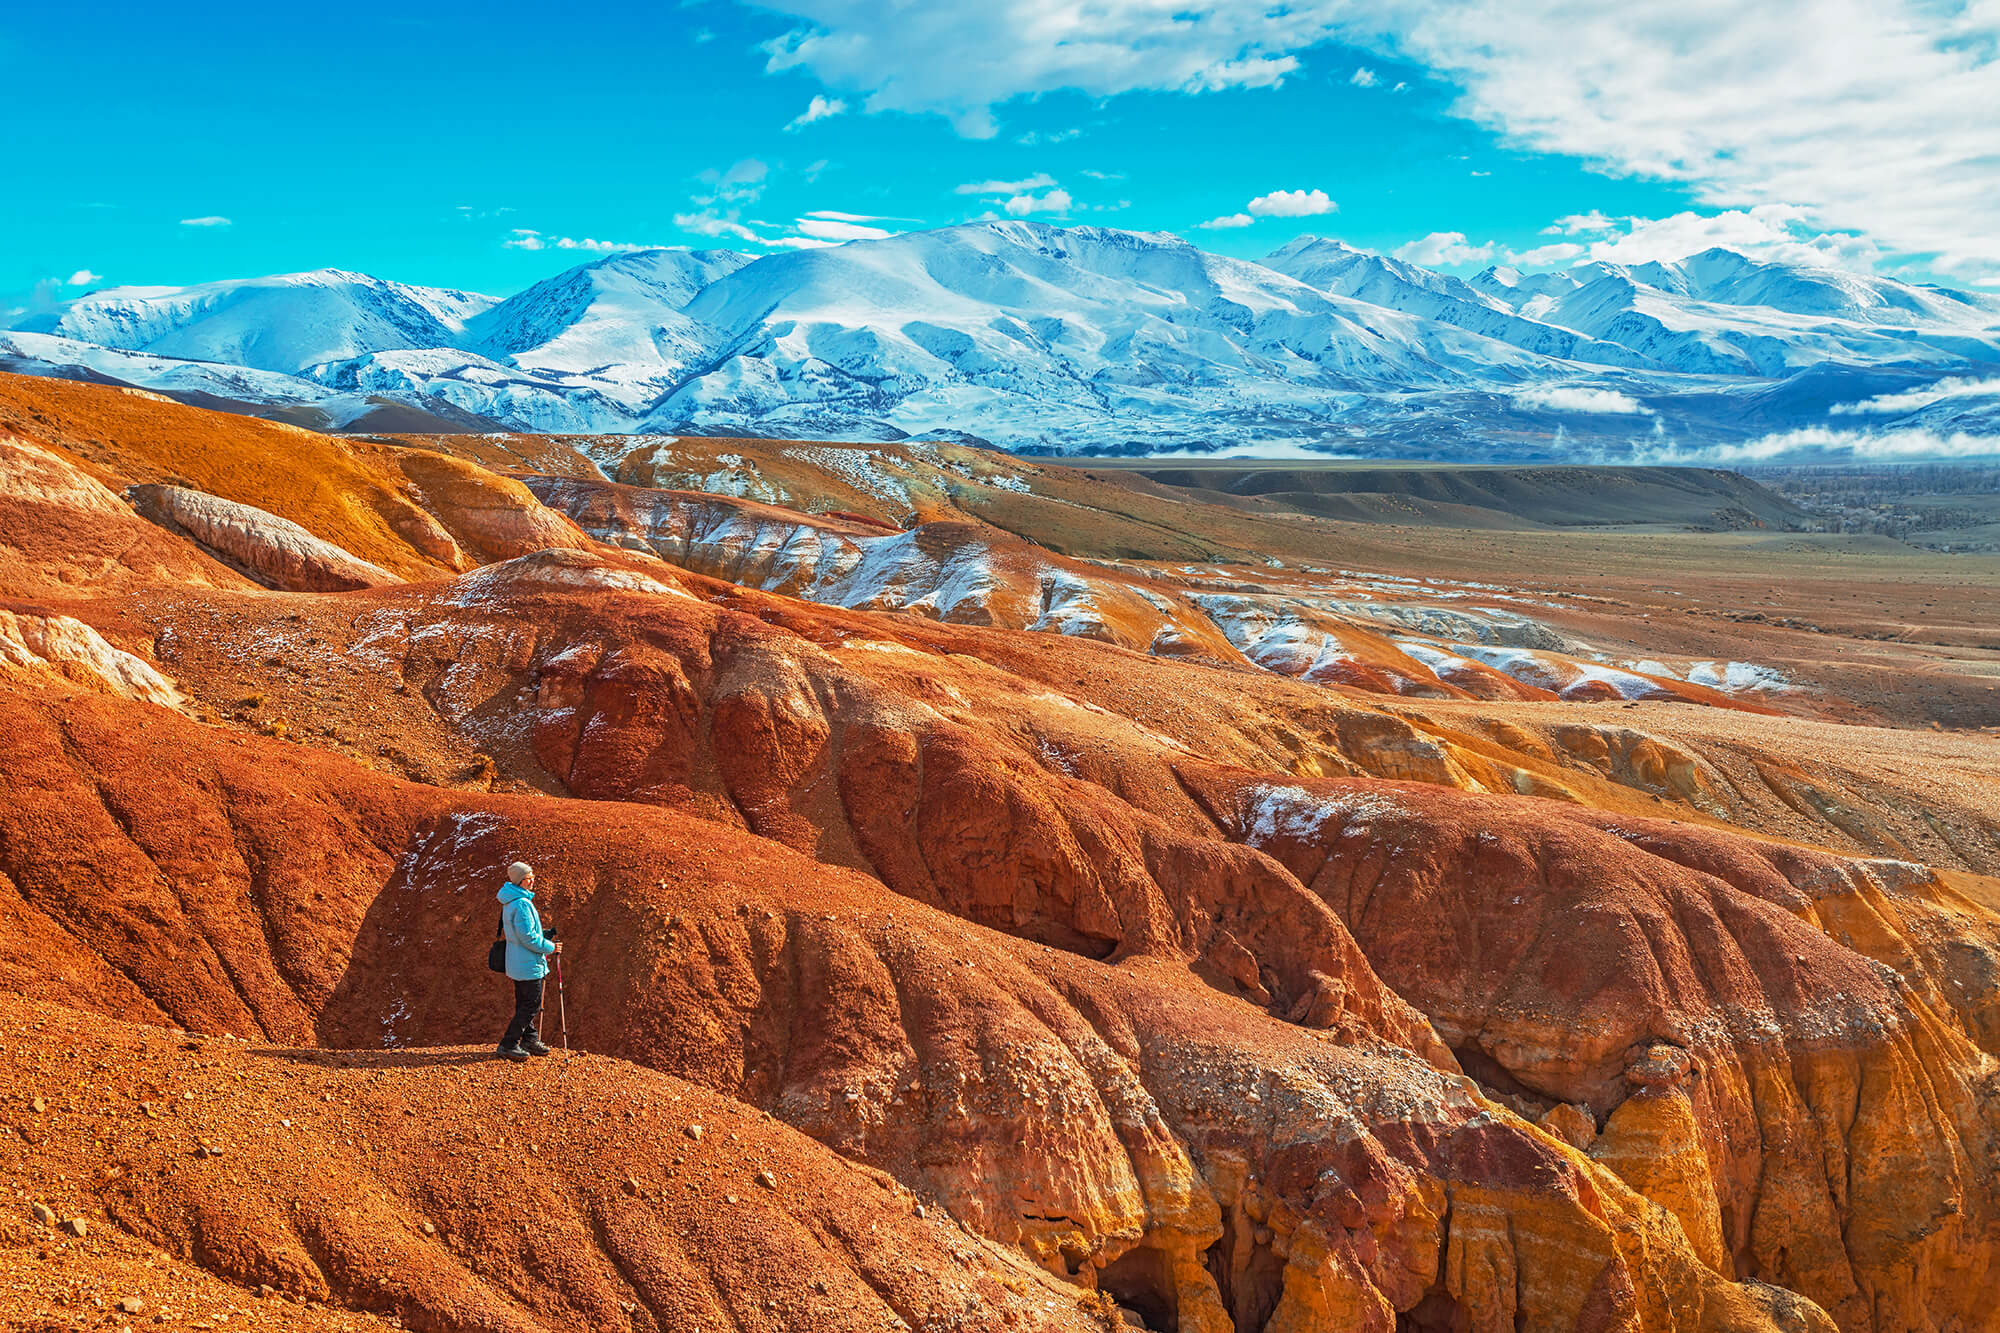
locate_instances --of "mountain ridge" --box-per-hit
[8,221,2000,458]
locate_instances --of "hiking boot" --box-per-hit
[496,1041,530,1063]
[521,1033,553,1057]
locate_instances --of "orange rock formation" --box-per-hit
[3,372,1997,1332]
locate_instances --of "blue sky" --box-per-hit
[5,0,1994,306]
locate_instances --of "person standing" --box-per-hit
[496,861,560,1062]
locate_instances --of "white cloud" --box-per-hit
[180,216,231,227]
[1829,376,2000,416]
[750,1,2000,280]
[1185,53,1298,92]
[763,235,841,249]
[796,216,895,240]
[1390,1,2000,280]
[1495,205,1883,272]
[693,159,770,206]
[785,94,848,131]
[955,173,1057,196]
[1513,384,1653,415]
[65,269,102,286]
[804,209,902,222]
[1349,67,1377,87]
[1248,188,1336,217]
[674,211,762,242]
[1637,426,2000,464]
[1576,206,1880,270]
[502,230,666,253]
[557,237,665,252]
[1003,187,1072,216]
[1194,185,1336,229]
[1506,241,1583,266]
[1392,231,1496,266]
[1543,210,1616,236]
[757,1,1330,137]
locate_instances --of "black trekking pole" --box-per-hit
[554,949,570,1054]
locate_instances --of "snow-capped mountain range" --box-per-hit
[7,221,1999,459]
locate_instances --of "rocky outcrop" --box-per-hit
[1590,1068,1730,1274]
[0,679,1831,1333]
[4,993,1104,1333]
[128,483,401,592]
[527,474,1250,661]
[1185,766,2000,1331]
[310,561,1450,1055]
[390,449,594,565]
[526,471,1791,715]
[7,376,2000,1332]
[0,432,253,595]
[0,609,183,708]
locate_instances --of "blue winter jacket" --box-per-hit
[497,880,555,981]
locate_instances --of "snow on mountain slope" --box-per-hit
[300,348,641,434]
[467,247,752,373]
[18,270,497,375]
[1639,249,2000,327]
[6,226,1999,457]
[1264,236,1660,371]
[0,329,342,409]
[654,221,1560,444]
[1470,249,2000,377]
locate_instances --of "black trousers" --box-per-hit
[501,977,544,1047]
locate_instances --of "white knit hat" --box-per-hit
[508,861,533,884]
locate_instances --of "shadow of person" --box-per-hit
[252,1046,502,1070]
[317,810,553,1055]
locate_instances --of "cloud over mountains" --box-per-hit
[754,0,2000,282]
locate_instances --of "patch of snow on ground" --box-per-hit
[841,639,928,655]
[1566,661,1676,699]
[399,810,507,878]
[380,997,411,1048]
[1030,570,1110,638]
[541,643,603,673]
[1448,644,1674,700]
[1033,733,1082,777]
[1317,599,1567,649]
[1189,593,1360,680]
[1688,660,1795,693]
[1396,640,1480,681]
[1244,785,1399,845]
[783,445,917,510]
[691,453,781,502]
[442,554,693,607]
[810,531,998,622]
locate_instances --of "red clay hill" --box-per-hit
[3,371,1998,1332]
